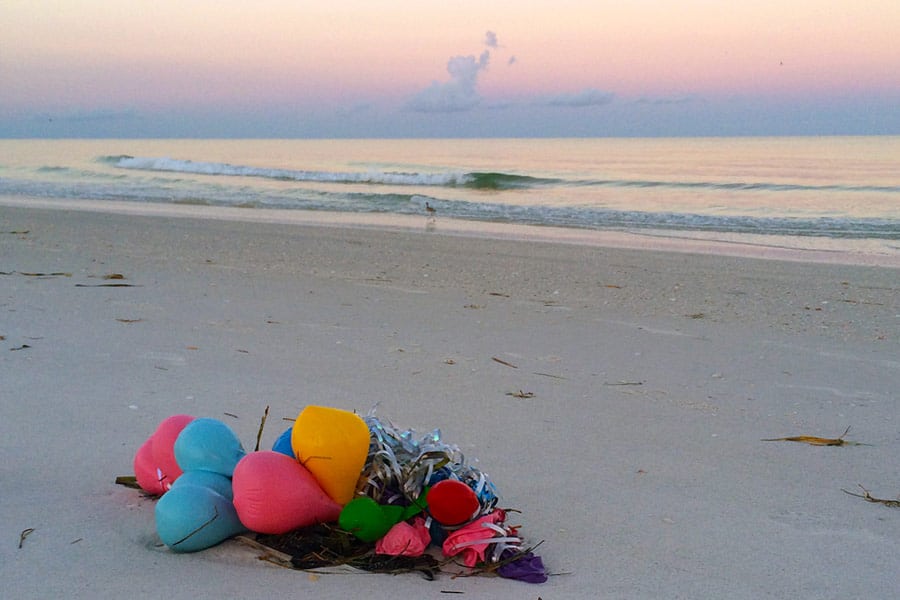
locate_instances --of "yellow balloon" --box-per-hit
[290,406,370,505]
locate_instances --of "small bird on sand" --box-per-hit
[425,202,437,222]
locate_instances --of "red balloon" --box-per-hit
[232,451,342,534]
[427,479,481,526]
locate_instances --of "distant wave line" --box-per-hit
[591,178,900,194]
[4,174,898,240]
[107,155,900,194]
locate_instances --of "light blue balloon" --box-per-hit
[174,418,246,476]
[155,484,245,553]
[171,470,234,501]
[271,426,294,457]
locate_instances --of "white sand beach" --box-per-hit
[2,201,898,598]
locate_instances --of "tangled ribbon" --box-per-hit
[358,409,498,516]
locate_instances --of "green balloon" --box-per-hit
[338,497,425,542]
[339,497,394,542]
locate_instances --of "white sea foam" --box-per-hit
[115,156,472,186]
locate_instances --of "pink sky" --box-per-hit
[2,1,898,136]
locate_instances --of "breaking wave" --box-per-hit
[108,155,900,195]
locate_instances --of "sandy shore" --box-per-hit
[2,203,898,598]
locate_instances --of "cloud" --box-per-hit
[405,49,491,113]
[484,31,498,48]
[34,108,140,123]
[633,94,700,105]
[536,88,615,108]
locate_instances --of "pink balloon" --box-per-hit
[134,438,165,495]
[232,451,342,534]
[133,414,195,494]
[442,510,507,567]
[375,517,431,557]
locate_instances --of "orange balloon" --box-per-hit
[290,406,370,505]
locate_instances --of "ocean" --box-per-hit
[2,137,898,257]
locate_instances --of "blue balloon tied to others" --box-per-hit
[174,418,246,477]
[271,426,294,457]
[155,484,246,552]
[170,469,234,501]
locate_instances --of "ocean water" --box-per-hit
[2,137,898,254]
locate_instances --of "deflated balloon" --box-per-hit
[155,484,245,553]
[232,451,342,534]
[170,469,234,501]
[426,479,481,526]
[290,406,370,505]
[339,497,424,542]
[375,517,431,557]
[174,418,246,477]
[134,414,195,495]
[271,426,294,457]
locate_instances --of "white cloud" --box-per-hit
[409,31,593,114]
[405,50,491,113]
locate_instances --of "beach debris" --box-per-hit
[255,405,269,452]
[103,273,126,280]
[10,344,31,351]
[248,524,441,577]
[126,406,547,583]
[488,292,509,298]
[18,528,35,549]
[0,270,71,277]
[842,484,900,508]
[4,229,29,234]
[761,426,864,446]
[603,380,643,386]
[24,271,72,277]
[491,356,518,369]
[840,298,885,306]
[116,318,142,323]
[506,390,535,399]
[532,372,565,380]
[115,475,142,489]
[75,282,138,287]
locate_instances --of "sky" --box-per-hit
[2,0,899,138]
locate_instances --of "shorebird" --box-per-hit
[425,202,437,222]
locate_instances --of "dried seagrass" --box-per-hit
[250,524,440,578]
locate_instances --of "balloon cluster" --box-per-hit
[133,405,546,583]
